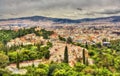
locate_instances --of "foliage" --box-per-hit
[95,67,112,76]
[66,37,73,44]
[64,46,68,63]
[38,63,49,72]
[48,64,59,76]
[114,56,120,70]
[82,49,86,65]
[35,68,47,76]
[110,39,120,51]
[0,68,10,76]
[8,45,50,63]
[8,52,17,63]
[36,29,54,39]
[74,62,86,72]
[47,41,53,48]
[0,30,16,43]
[85,42,89,49]
[0,27,53,44]
[53,69,66,76]
[0,53,9,68]
[0,42,4,51]
[1,27,120,75]
[16,51,20,69]
[66,70,78,76]
[58,35,66,41]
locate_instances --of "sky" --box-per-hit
[0,0,120,19]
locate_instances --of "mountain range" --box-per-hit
[0,16,120,23]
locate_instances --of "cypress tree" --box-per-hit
[3,40,8,55]
[5,46,9,55]
[4,46,8,55]
[85,42,88,49]
[45,50,50,59]
[82,49,86,65]
[16,51,20,69]
[37,43,41,51]
[64,46,69,63]
[86,58,89,66]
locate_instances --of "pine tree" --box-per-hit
[82,49,86,65]
[64,46,69,63]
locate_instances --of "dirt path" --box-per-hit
[7,59,42,68]
[6,59,47,74]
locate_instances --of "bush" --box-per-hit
[0,53,9,68]
[0,68,10,76]
[8,52,17,63]
[74,62,86,72]
[38,64,49,72]
[35,68,47,76]
[66,70,78,76]
[28,51,37,60]
[53,69,66,76]
[88,50,95,57]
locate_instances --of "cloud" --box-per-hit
[0,0,120,19]
[99,9,120,14]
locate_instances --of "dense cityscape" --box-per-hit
[0,16,120,76]
[0,0,120,76]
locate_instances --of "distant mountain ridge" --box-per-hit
[0,16,120,23]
